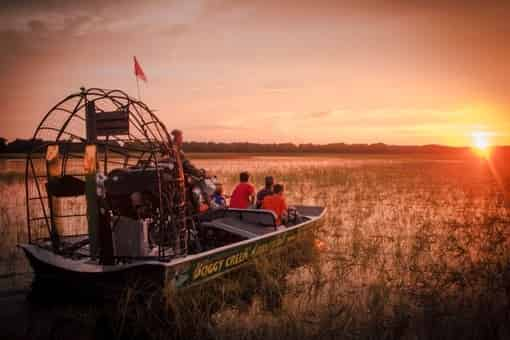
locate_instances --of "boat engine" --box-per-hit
[103,163,183,257]
[105,166,171,218]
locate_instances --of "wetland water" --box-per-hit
[0,153,509,339]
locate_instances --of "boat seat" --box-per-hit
[205,209,278,239]
[205,217,276,239]
[223,208,277,226]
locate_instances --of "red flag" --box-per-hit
[133,56,147,82]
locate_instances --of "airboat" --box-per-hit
[19,88,326,295]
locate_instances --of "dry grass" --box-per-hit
[1,154,509,339]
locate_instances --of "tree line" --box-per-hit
[182,141,473,154]
[0,137,481,155]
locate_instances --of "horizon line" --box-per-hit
[2,137,509,149]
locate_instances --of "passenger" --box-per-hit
[211,183,227,208]
[229,172,255,209]
[171,129,206,178]
[256,176,274,208]
[261,184,288,226]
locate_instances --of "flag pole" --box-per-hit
[133,56,146,101]
[136,76,141,101]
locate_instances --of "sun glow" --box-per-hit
[471,131,492,157]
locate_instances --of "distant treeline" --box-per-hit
[0,138,43,153]
[0,138,136,154]
[183,141,475,154]
[1,137,508,155]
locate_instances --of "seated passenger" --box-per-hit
[261,184,288,226]
[256,176,274,208]
[211,183,227,208]
[229,171,255,209]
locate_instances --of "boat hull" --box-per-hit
[21,246,166,300]
[20,206,326,297]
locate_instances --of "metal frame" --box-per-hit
[25,87,181,262]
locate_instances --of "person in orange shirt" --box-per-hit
[261,184,288,226]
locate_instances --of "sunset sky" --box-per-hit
[1,0,509,146]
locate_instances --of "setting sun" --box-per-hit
[471,131,492,157]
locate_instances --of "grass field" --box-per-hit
[0,152,509,339]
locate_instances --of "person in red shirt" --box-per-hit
[261,184,288,225]
[229,172,255,209]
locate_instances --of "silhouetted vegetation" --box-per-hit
[2,137,508,156]
[183,141,476,154]
[0,138,125,155]
[0,137,6,153]
[1,154,510,339]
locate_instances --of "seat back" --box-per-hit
[223,209,277,227]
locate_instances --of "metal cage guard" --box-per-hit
[25,88,190,263]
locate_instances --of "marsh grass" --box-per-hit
[0,155,509,339]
